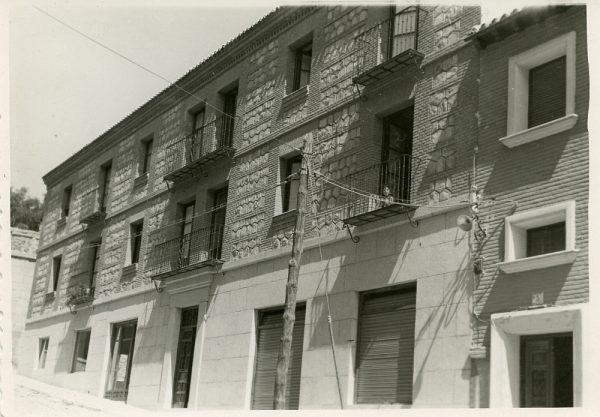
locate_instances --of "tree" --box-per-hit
[10,187,44,231]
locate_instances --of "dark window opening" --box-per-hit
[526,222,566,257]
[90,241,101,288]
[52,255,62,292]
[100,163,112,212]
[293,41,312,91]
[528,56,567,128]
[71,330,91,373]
[221,88,238,147]
[62,185,73,218]
[381,107,414,203]
[179,202,195,267]
[282,155,302,213]
[130,221,144,264]
[520,333,573,407]
[210,187,227,260]
[141,139,154,175]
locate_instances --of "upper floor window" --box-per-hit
[141,138,153,175]
[90,240,102,287]
[61,185,72,218]
[292,41,312,91]
[282,155,302,213]
[51,255,62,293]
[499,200,579,273]
[390,6,418,57]
[130,220,144,265]
[501,31,577,148]
[193,109,205,134]
[100,162,112,212]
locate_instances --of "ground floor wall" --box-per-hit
[22,206,588,409]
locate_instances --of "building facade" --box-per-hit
[11,227,39,370]
[21,5,588,409]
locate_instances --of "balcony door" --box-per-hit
[172,307,199,408]
[105,321,137,402]
[389,6,418,57]
[99,162,112,212]
[179,202,195,268]
[209,187,227,260]
[190,110,205,161]
[221,88,237,147]
[381,107,413,202]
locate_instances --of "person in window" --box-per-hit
[381,185,394,207]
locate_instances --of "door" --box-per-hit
[251,306,305,409]
[105,321,137,402]
[209,187,227,260]
[390,6,418,57]
[381,107,413,202]
[172,307,199,408]
[179,202,195,267]
[520,333,573,407]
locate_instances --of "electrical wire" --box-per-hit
[34,6,240,122]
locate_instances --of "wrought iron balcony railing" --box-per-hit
[353,8,423,86]
[79,187,107,225]
[66,284,95,306]
[145,225,225,279]
[342,154,421,226]
[163,115,236,181]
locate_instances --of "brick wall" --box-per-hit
[470,6,589,349]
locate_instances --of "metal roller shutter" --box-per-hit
[252,306,306,409]
[356,287,416,404]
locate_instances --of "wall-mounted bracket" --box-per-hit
[152,279,164,293]
[344,223,360,244]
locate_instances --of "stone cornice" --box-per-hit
[43,6,319,187]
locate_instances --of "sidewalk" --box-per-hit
[13,374,147,417]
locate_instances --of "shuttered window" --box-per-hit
[526,222,566,257]
[528,56,567,128]
[252,306,305,409]
[356,286,416,404]
[391,6,418,57]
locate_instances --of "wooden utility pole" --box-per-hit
[273,137,312,409]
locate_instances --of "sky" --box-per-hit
[7,1,567,199]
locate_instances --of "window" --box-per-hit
[292,41,312,91]
[90,240,101,287]
[99,162,112,212]
[499,200,578,273]
[192,109,205,133]
[282,155,302,213]
[141,138,153,175]
[130,220,144,265]
[502,31,577,148]
[252,305,305,409]
[71,330,91,373]
[62,185,73,218]
[50,255,62,293]
[355,286,416,404]
[220,88,237,147]
[209,187,227,260]
[489,304,585,407]
[526,222,565,257]
[38,337,49,369]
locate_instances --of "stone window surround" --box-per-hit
[489,303,588,407]
[501,31,577,148]
[498,200,578,274]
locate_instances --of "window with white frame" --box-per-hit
[499,200,578,273]
[501,31,577,148]
[38,337,49,369]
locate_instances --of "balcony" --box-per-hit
[145,225,225,279]
[353,8,424,86]
[342,155,421,226]
[163,115,236,182]
[79,188,106,225]
[66,284,95,306]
